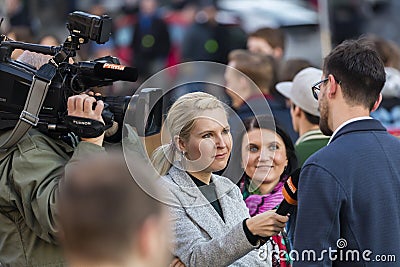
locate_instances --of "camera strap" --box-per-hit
[0,63,57,151]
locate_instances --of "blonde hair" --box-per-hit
[151,92,226,176]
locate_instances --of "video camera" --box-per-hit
[0,11,162,145]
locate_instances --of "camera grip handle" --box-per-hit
[65,116,107,138]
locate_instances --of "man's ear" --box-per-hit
[292,105,302,118]
[327,74,338,99]
[273,47,283,59]
[371,93,383,112]
[137,216,158,259]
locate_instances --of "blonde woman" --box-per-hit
[152,92,288,267]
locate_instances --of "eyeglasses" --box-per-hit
[311,78,328,100]
[311,76,341,100]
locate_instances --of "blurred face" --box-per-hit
[241,128,288,186]
[247,37,274,56]
[224,63,245,108]
[39,35,59,46]
[181,108,232,174]
[140,0,157,15]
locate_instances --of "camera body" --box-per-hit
[0,11,162,142]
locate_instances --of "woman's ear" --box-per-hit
[174,135,186,153]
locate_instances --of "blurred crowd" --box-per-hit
[2,0,399,134]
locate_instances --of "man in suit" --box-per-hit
[293,39,400,266]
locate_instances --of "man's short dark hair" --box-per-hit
[249,27,285,51]
[58,153,162,264]
[323,39,386,110]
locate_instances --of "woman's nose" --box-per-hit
[258,147,272,161]
[215,134,227,148]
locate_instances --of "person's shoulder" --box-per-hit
[27,129,74,152]
[15,129,56,151]
[302,144,331,167]
[296,137,329,151]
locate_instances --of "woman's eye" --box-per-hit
[269,144,278,151]
[249,145,259,152]
[222,128,230,134]
[202,133,211,138]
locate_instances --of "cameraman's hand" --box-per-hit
[67,94,105,146]
[246,210,288,238]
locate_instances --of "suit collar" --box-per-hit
[330,118,386,144]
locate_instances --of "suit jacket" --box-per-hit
[160,165,269,267]
[293,119,400,266]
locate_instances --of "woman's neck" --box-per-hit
[249,179,280,195]
[188,171,212,185]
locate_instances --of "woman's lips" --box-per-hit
[215,152,227,159]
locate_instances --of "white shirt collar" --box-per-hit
[327,116,373,145]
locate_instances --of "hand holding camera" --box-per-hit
[67,93,105,146]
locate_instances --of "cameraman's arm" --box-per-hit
[10,94,107,244]
[67,94,105,146]
[11,130,106,244]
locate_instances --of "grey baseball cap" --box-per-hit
[276,67,322,116]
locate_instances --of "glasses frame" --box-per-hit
[311,76,341,100]
[311,78,328,100]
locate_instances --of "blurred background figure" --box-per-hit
[130,0,171,82]
[5,26,34,59]
[181,0,245,64]
[58,153,171,267]
[278,58,313,82]
[38,33,61,46]
[367,35,400,138]
[276,67,330,167]
[4,0,32,29]
[225,49,297,143]
[246,27,291,109]
[247,27,285,61]
[328,0,368,47]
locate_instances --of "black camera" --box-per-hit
[0,11,162,144]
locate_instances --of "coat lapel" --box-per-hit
[214,176,249,228]
[168,166,226,238]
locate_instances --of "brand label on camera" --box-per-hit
[73,120,92,125]
[103,63,125,71]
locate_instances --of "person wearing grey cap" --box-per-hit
[276,67,330,166]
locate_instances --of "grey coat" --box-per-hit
[160,165,270,267]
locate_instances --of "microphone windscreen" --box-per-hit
[282,168,301,205]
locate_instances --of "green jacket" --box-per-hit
[295,129,330,166]
[0,129,106,266]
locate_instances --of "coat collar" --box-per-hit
[167,165,246,237]
[168,164,235,205]
[330,119,386,144]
